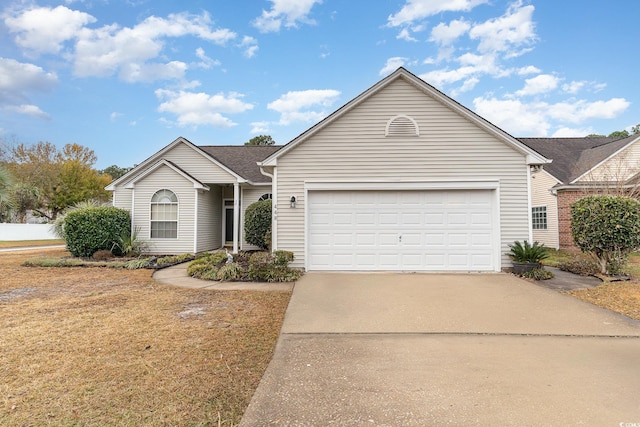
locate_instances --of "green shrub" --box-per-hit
[187,251,227,279]
[244,199,272,250]
[571,195,640,274]
[521,267,554,280]
[558,257,601,276]
[111,227,148,257]
[507,240,548,263]
[273,250,294,267]
[217,262,244,281]
[64,207,131,257]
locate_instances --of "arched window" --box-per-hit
[150,189,178,239]
[258,193,272,201]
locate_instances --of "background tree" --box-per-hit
[245,135,275,146]
[571,195,640,275]
[100,165,132,180]
[608,130,630,138]
[6,141,111,221]
[0,165,15,222]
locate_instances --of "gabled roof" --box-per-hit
[124,159,209,190]
[260,67,549,167]
[519,135,640,184]
[199,145,281,183]
[106,137,281,190]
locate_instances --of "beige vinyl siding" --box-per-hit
[113,186,132,211]
[274,77,530,269]
[196,185,222,253]
[577,140,640,183]
[241,186,272,250]
[133,164,195,254]
[531,169,560,249]
[162,143,237,183]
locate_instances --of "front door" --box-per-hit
[224,201,234,245]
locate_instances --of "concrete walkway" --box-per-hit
[153,263,293,291]
[0,244,65,252]
[240,273,640,426]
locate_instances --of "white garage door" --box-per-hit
[308,190,495,271]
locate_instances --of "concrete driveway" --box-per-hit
[239,273,640,426]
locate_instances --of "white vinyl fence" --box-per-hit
[0,224,59,241]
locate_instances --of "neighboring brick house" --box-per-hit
[519,135,640,249]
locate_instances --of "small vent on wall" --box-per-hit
[385,115,419,137]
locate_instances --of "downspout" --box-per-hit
[526,165,534,243]
[259,164,277,251]
[194,189,199,254]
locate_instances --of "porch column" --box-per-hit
[233,182,240,254]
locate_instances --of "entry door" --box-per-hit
[224,200,234,244]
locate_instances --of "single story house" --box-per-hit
[107,67,550,272]
[520,134,640,249]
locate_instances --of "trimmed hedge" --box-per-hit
[244,199,272,250]
[571,195,640,275]
[64,206,131,257]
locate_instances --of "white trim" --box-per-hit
[124,159,210,191]
[193,189,199,254]
[233,183,240,254]
[527,166,533,243]
[106,137,241,190]
[304,180,500,191]
[303,181,502,272]
[385,114,419,136]
[149,189,179,240]
[570,135,640,184]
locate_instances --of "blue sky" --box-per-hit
[1,0,639,169]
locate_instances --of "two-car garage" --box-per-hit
[307,187,499,272]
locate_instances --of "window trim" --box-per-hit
[531,205,547,230]
[258,193,273,201]
[150,189,179,239]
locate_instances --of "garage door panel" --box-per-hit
[308,190,495,271]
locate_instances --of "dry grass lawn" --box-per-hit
[0,249,291,426]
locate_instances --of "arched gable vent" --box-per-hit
[385,115,419,137]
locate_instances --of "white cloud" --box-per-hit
[0,57,57,118]
[380,57,412,76]
[562,80,606,94]
[430,19,470,45]
[110,112,123,122]
[4,104,50,119]
[473,96,630,136]
[468,2,536,55]
[253,0,322,33]
[517,65,541,75]
[451,77,479,96]
[194,48,220,69]
[251,121,271,134]
[239,36,259,58]
[387,0,488,27]
[5,6,239,83]
[268,89,340,125]
[3,5,95,56]
[552,127,595,137]
[515,74,560,96]
[397,28,417,42]
[155,89,254,128]
[73,12,236,81]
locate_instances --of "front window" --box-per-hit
[532,206,547,230]
[151,189,178,238]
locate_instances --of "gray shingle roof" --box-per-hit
[518,136,638,183]
[198,145,281,183]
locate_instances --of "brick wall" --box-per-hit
[557,189,584,249]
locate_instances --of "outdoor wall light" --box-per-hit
[290,196,296,208]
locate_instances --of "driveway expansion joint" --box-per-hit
[282,331,640,339]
